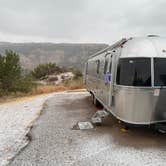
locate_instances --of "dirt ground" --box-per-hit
[10,92,166,166]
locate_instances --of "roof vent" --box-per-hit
[147,35,159,37]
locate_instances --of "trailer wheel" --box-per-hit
[93,96,100,107]
[93,96,97,105]
[92,94,95,104]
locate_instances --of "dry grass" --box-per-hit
[31,85,67,94]
[0,78,85,103]
[31,78,85,95]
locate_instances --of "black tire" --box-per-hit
[92,93,95,104]
[93,95,100,107]
[93,96,97,105]
[91,93,94,102]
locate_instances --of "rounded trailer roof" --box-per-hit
[121,37,166,58]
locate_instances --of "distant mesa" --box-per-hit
[0,42,108,71]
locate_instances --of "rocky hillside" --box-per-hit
[0,42,108,71]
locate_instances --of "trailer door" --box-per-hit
[103,52,112,108]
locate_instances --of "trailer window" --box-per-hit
[109,62,112,72]
[116,58,151,86]
[96,60,100,74]
[154,58,166,86]
[104,60,108,74]
[85,62,88,74]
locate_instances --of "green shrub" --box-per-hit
[15,76,36,93]
[32,63,61,79]
[0,50,34,95]
[73,69,83,80]
[0,50,21,92]
[67,67,83,80]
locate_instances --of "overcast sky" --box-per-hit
[0,0,165,43]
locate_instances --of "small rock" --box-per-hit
[78,122,94,130]
[91,109,109,125]
[96,110,109,118]
[91,117,102,124]
[72,121,94,130]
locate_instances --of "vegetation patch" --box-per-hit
[0,50,84,100]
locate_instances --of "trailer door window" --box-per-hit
[96,60,100,74]
[154,58,166,86]
[109,61,112,72]
[104,59,108,74]
[116,58,151,86]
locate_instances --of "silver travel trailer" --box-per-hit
[84,36,166,126]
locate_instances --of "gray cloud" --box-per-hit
[0,0,165,43]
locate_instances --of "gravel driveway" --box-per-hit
[10,92,166,166]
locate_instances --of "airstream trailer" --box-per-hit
[84,36,166,127]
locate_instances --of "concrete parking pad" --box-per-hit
[10,92,166,166]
